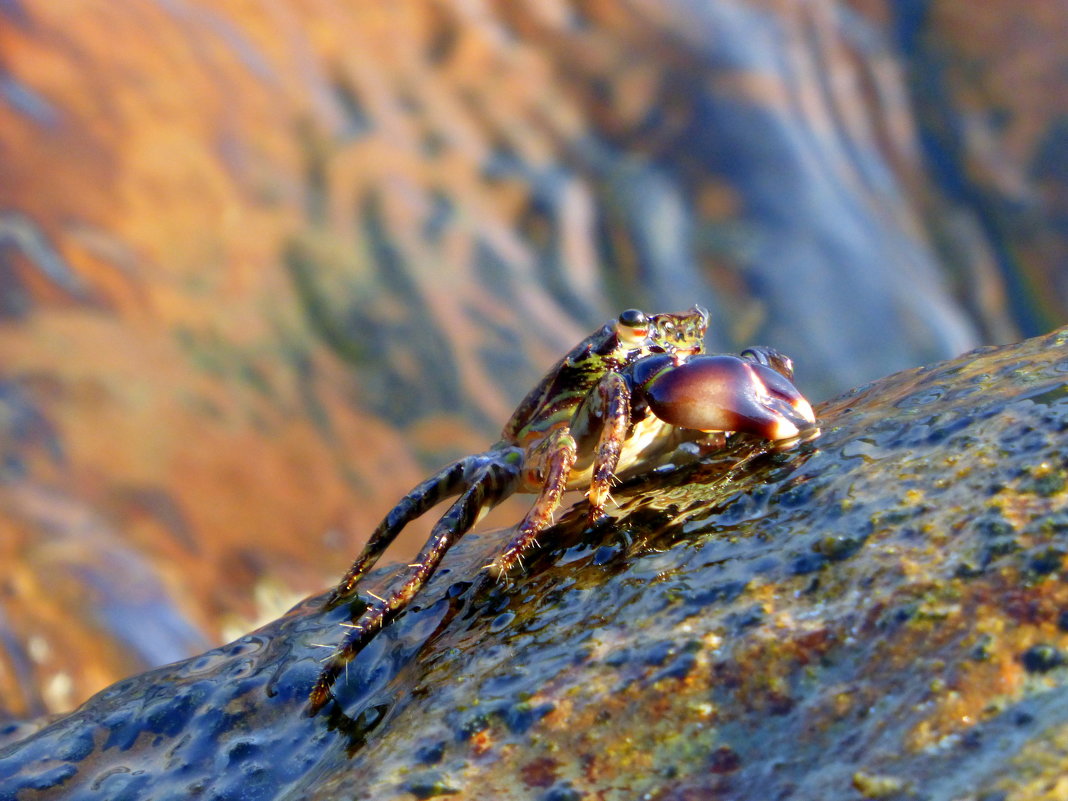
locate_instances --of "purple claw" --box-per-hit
[643,355,817,441]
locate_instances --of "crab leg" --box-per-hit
[326,454,491,608]
[310,458,521,715]
[578,372,632,524]
[489,428,577,578]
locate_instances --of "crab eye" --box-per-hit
[617,309,647,329]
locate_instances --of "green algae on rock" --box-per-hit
[4,328,1068,800]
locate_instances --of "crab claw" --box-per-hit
[644,355,817,441]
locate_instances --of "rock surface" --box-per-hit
[4,327,1068,799]
[6,0,1068,718]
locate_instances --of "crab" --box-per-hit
[308,307,817,714]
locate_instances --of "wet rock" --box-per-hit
[7,0,1067,717]
[4,328,1068,798]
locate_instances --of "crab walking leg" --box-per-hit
[583,372,631,524]
[324,457,479,607]
[489,428,578,577]
[310,460,520,715]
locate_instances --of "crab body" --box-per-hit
[309,308,817,714]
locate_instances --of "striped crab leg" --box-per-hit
[310,453,522,715]
[324,453,514,607]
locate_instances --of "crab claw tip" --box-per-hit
[768,416,801,441]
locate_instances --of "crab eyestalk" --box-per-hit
[615,308,651,350]
[640,354,817,441]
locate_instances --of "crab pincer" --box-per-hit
[632,352,818,441]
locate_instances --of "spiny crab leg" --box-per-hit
[309,455,521,715]
[489,368,636,577]
[576,371,632,525]
[488,428,577,579]
[325,457,474,607]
